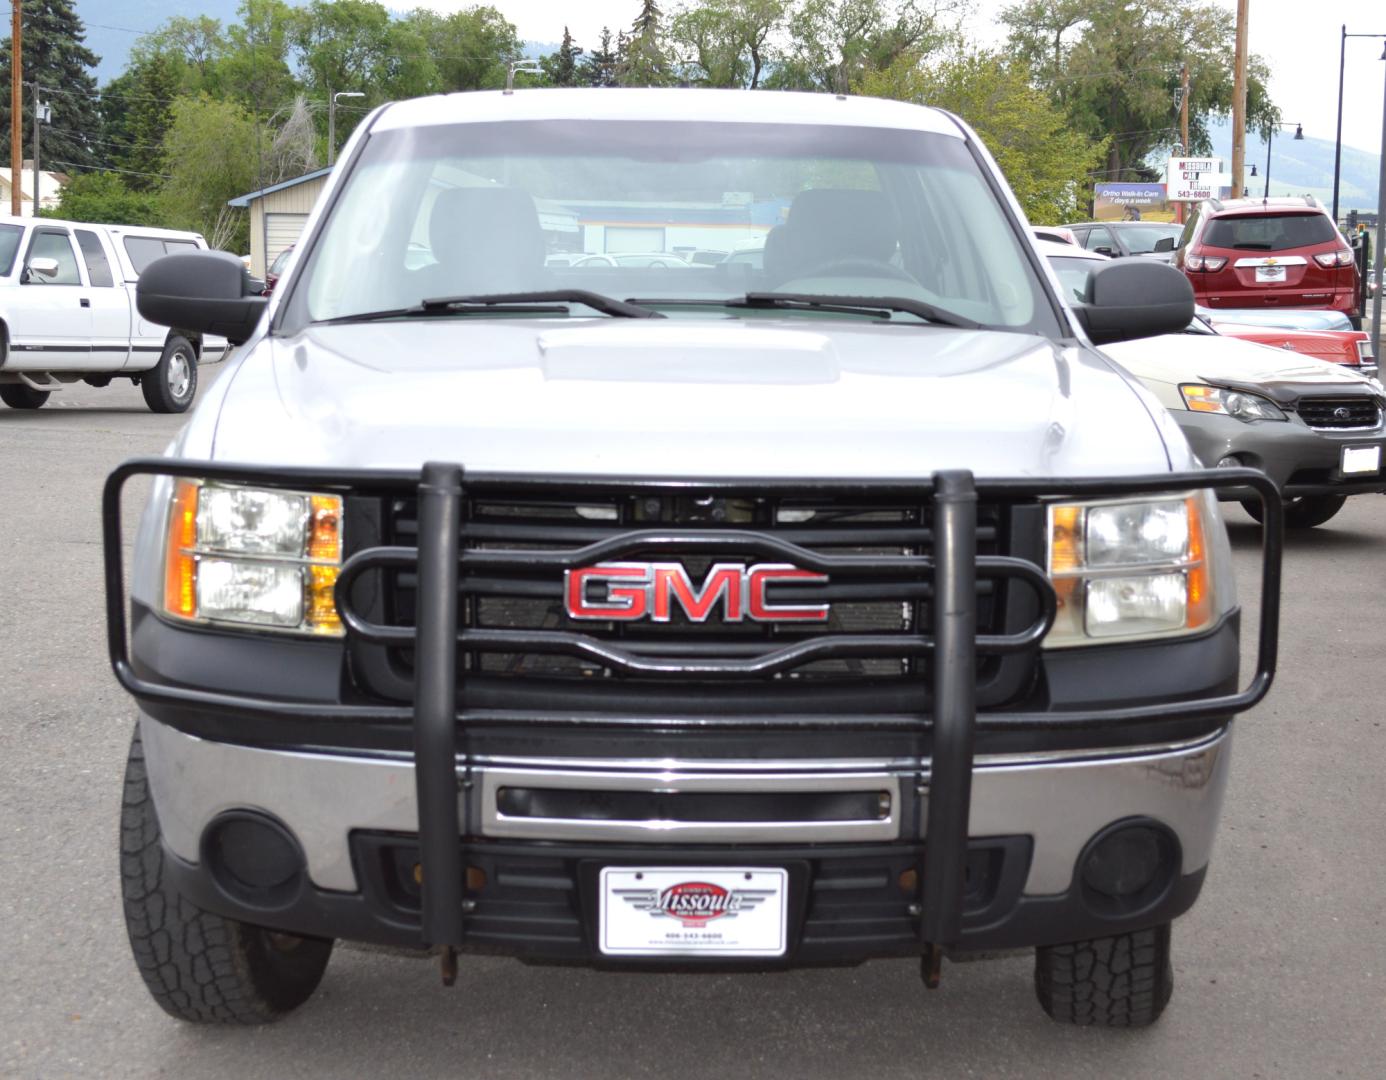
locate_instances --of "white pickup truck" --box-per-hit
[0,216,228,412]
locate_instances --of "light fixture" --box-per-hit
[1293,123,1304,140]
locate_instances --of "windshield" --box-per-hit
[1202,212,1337,251]
[1116,224,1182,254]
[0,224,21,275]
[285,120,1058,334]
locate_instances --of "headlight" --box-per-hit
[1046,495,1215,647]
[1181,384,1286,422]
[163,480,343,636]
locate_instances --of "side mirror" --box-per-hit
[1094,246,1116,258]
[24,256,59,281]
[136,250,268,346]
[1074,259,1195,345]
[1153,237,1175,253]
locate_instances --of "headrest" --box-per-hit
[427,186,544,289]
[783,189,899,267]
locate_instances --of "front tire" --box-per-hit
[141,335,198,414]
[1241,493,1346,528]
[120,726,333,1023]
[0,383,50,409]
[1034,924,1174,1027]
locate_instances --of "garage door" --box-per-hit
[266,212,308,266]
[605,226,665,253]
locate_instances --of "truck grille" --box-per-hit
[348,485,1042,711]
[1296,397,1381,430]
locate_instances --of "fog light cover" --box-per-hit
[198,559,305,627]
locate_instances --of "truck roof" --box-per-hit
[372,88,965,139]
[0,214,205,243]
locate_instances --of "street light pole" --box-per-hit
[328,91,364,167]
[1332,30,1386,228]
[1372,45,1386,346]
[1263,122,1302,200]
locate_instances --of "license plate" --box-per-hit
[599,867,788,956]
[1255,265,1286,283]
[1341,445,1381,475]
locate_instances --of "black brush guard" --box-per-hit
[102,459,1282,971]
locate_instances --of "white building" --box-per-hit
[0,165,68,216]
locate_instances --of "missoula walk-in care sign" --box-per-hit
[1093,183,1175,223]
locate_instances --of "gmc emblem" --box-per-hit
[564,562,830,623]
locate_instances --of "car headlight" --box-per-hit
[163,480,343,635]
[1045,494,1216,647]
[1181,384,1286,422]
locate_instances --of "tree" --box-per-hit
[861,50,1108,222]
[110,54,182,189]
[1002,0,1278,181]
[541,27,583,87]
[43,171,161,226]
[668,0,788,88]
[767,0,964,94]
[580,27,619,87]
[157,95,267,252]
[617,0,674,87]
[404,6,521,93]
[0,0,103,171]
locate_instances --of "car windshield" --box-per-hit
[285,119,1057,334]
[1202,212,1337,251]
[1116,224,1182,254]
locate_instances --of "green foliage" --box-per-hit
[1002,0,1278,180]
[618,0,675,87]
[404,7,521,93]
[860,50,1108,223]
[580,28,620,87]
[541,27,583,88]
[43,171,162,226]
[0,0,103,170]
[156,95,266,252]
[767,0,965,93]
[669,0,788,88]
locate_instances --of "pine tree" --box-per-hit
[618,1,672,87]
[119,54,181,189]
[580,27,618,87]
[0,0,103,174]
[542,26,583,87]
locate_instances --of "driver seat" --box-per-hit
[772,189,902,282]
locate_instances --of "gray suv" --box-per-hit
[106,89,1281,1030]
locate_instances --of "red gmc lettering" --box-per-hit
[564,562,830,623]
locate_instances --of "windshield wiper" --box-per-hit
[417,290,662,318]
[627,292,981,330]
[317,289,663,325]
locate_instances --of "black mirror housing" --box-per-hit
[1075,258,1195,345]
[1153,236,1176,252]
[136,250,268,346]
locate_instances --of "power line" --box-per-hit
[48,158,172,180]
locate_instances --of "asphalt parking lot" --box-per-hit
[2,371,1384,1079]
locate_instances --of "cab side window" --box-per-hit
[75,230,114,287]
[1083,227,1114,254]
[26,230,82,285]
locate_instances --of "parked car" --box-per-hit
[721,246,765,268]
[1043,239,1385,527]
[1067,221,1184,260]
[1206,307,1354,333]
[0,216,228,412]
[110,88,1277,1030]
[1030,225,1077,246]
[1207,314,1376,381]
[572,252,694,268]
[1172,196,1361,322]
[263,245,294,293]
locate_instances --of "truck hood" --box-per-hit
[208,318,1175,478]
[1102,331,1384,404]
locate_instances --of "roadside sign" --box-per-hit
[1166,157,1228,202]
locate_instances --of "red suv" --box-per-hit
[1173,197,1360,322]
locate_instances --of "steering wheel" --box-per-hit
[791,257,916,283]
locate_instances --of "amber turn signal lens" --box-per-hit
[308,494,342,562]
[306,564,343,636]
[1049,504,1082,572]
[163,480,199,618]
[1185,496,1211,630]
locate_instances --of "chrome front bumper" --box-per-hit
[140,713,1232,899]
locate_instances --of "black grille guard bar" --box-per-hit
[103,458,1282,956]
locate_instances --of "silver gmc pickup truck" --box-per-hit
[104,89,1282,1030]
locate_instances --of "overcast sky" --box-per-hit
[422,0,1386,155]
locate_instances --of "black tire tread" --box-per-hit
[1034,924,1174,1027]
[121,727,331,1023]
[140,335,197,414]
[0,383,50,409]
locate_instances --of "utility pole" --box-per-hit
[10,1,21,216]
[1177,63,1190,225]
[328,91,364,167]
[30,80,37,216]
[1230,0,1249,196]
[1333,25,1347,224]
